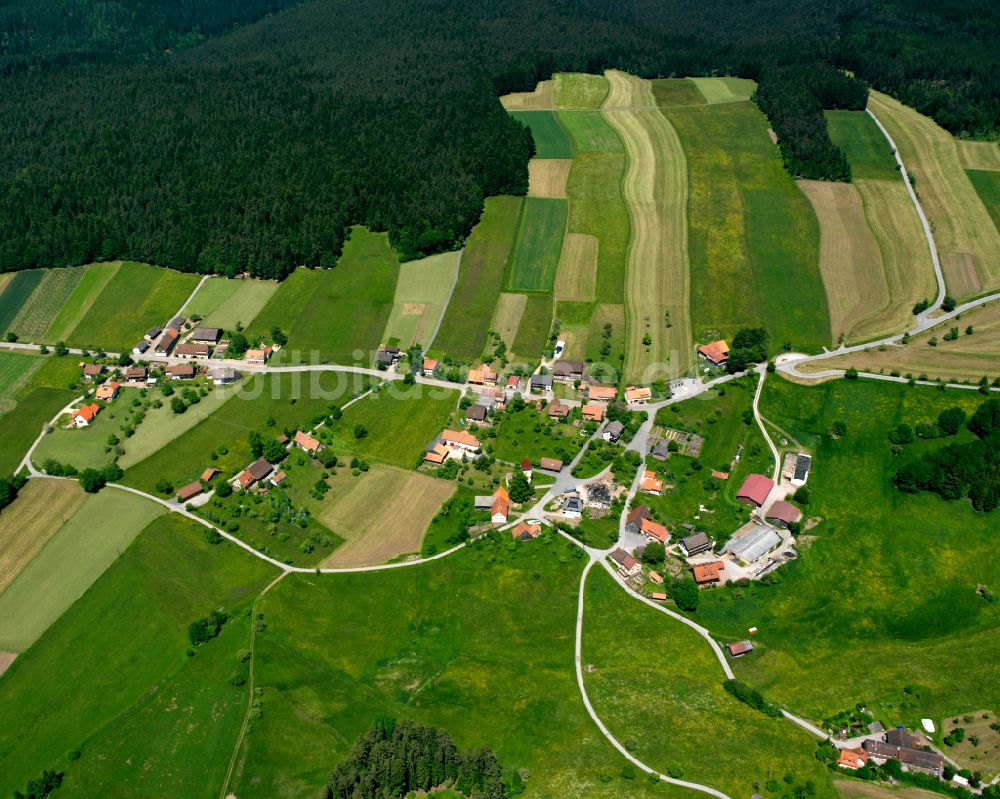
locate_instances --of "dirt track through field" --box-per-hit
[528,159,573,198]
[602,71,692,382]
[868,91,1000,296]
[500,80,555,110]
[555,233,599,302]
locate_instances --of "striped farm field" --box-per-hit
[556,110,623,152]
[382,250,461,350]
[868,90,1000,296]
[967,169,1000,232]
[509,111,573,159]
[318,464,455,568]
[602,69,654,109]
[661,98,829,352]
[499,79,554,110]
[183,277,278,331]
[826,110,901,181]
[554,232,598,302]
[690,77,756,104]
[511,293,553,359]
[553,72,609,109]
[603,70,692,382]
[527,159,573,199]
[506,197,568,292]
[43,261,121,343]
[490,292,528,351]
[434,196,522,360]
[0,270,44,335]
[651,78,706,107]
[7,268,84,340]
[956,140,1000,172]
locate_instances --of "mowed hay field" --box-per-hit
[505,196,568,292]
[0,351,42,411]
[690,76,756,104]
[603,70,692,382]
[3,268,84,340]
[527,158,573,198]
[956,140,1000,172]
[554,232,598,302]
[490,292,527,350]
[651,78,707,107]
[511,292,553,359]
[826,110,901,181]
[499,79,554,110]
[553,72,609,109]
[800,179,932,343]
[318,464,454,567]
[799,298,1000,383]
[556,111,623,152]
[382,250,461,350]
[433,196,522,361]
[0,487,165,651]
[660,97,829,351]
[869,90,1000,297]
[43,261,121,342]
[0,479,86,596]
[508,110,573,159]
[250,227,399,365]
[183,277,278,331]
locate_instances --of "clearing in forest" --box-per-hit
[527,159,573,199]
[6,268,84,340]
[554,232,598,302]
[553,72,609,109]
[318,465,455,568]
[499,79,554,110]
[382,250,461,349]
[868,90,1000,296]
[826,110,901,181]
[490,292,528,351]
[508,110,573,159]
[506,197,568,292]
[0,479,86,597]
[603,70,693,382]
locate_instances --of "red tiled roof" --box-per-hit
[736,473,775,506]
[692,561,725,584]
[698,339,730,365]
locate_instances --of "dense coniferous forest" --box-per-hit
[326,718,507,799]
[0,0,996,277]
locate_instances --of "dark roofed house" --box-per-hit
[679,531,711,557]
[603,420,625,442]
[650,440,670,461]
[125,366,147,383]
[466,404,487,423]
[132,340,150,356]
[552,360,585,382]
[862,730,943,773]
[145,326,162,341]
[175,342,211,359]
[166,363,196,380]
[623,505,651,536]
[82,363,105,380]
[792,453,812,486]
[610,548,641,577]
[190,327,222,344]
[168,315,186,330]
[530,373,553,393]
[232,457,274,490]
[766,500,802,528]
[547,398,570,419]
[736,473,775,508]
[156,328,179,355]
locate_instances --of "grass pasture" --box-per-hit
[556,110,623,152]
[554,232,598,302]
[7,268,84,339]
[318,464,454,567]
[490,292,527,351]
[553,72,609,109]
[527,158,573,198]
[0,270,44,334]
[0,351,41,411]
[43,261,121,343]
[0,486,165,651]
[956,140,1000,172]
[583,567,838,799]
[939,710,1000,777]
[383,250,461,350]
[490,403,584,465]
[0,478,86,596]
[584,302,626,368]
[651,78,706,107]
[0,386,77,475]
[509,110,573,159]
[967,168,1000,233]
[185,277,278,331]
[826,110,901,181]
[690,76,756,104]
[868,90,1000,296]
[506,196,568,292]
[603,71,692,381]
[433,196,522,361]
[499,80,554,110]
[68,262,199,351]
[0,513,276,798]
[250,227,399,365]
[511,292,553,360]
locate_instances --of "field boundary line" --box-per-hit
[424,250,463,351]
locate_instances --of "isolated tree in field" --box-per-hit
[78,468,106,493]
[937,407,966,436]
[831,420,848,437]
[845,367,859,380]
[888,423,914,445]
[102,463,123,482]
[270,325,288,346]
[942,295,957,312]
[508,472,533,503]
[353,424,368,440]
[170,396,186,414]
[155,479,173,495]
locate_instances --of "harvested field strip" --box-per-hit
[197,279,277,331]
[8,268,84,339]
[491,292,528,351]
[553,72,609,109]
[967,169,1000,233]
[799,180,890,344]
[509,110,573,159]
[565,151,629,304]
[506,197,568,292]
[0,270,44,334]
[868,90,1000,295]
[690,77,756,104]
[603,72,692,382]
[556,110,623,152]
[957,140,1000,172]
[602,69,654,109]
[318,465,455,567]
[512,293,553,359]
[527,158,573,198]
[651,78,706,107]
[499,79,554,110]
[0,479,86,596]
[854,178,938,335]
[0,487,164,651]
[382,250,461,349]
[43,261,121,342]
[434,196,522,360]
[799,298,1000,384]
[826,110,901,181]
[554,232,598,302]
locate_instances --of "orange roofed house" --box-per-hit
[698,340,730,367]
[691,560,725,585]
[293,430,323,454]
[71,403,100,428]
[511,520,542,541]
[625,386,651,405]
[424,429,481,464]
[637,517,669,545]
[94,381,120,401]
[586,384,617,403]
[581,403,605,422]
[641,469,664,496]
[837,748,868,770]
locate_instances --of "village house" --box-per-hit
[649,440,670,460]
[95,381,120,401]
[505,375,521,395]
[82,363,105,381]
[624,386,651,405]
[766,500,802,528]
[552,360,585,383]
[637,517,669,544]
[244,346,272,365]
[71,403,100,428]
[610,548,642,578]
[466,404,487,423]
[581,403,605,423]
[623,505,651,536]
[211,367,240,385]
[586,384,617,403]
[125,366,147,384]
[155,328,179,355]
[511,520,542,541]
[422,357,439,377]
[792,453,811,486]
[603,420,624,442]
[174,342,211,359]
[293,430,323,454]
[201,467,220,482]
[232,457,274,490]
[176,481,204,503]
[491,487,510,524]
[692,560,725,585]
[711,469,730,480]
[547,398,570,419]
[651,591,668,601]
[375,346,401,368]
[539,457,563,472]
[836,748,868,770]
[697,339,730,367]
[189,327,222,344]
[726,640,754,657]
[132,340,150,357]
[679,531,712,557]
[530,373,553,394]
[468,364,497,386]
[144,326,162,342]
[563,493,583,517]
[862,729,942,773]
[649,571,664,584]
[641,469,663,496]
[736,473,775,508]
[270,471,287,486]
[166,363,196,380]
[168,315,186,331]
[424,429,481,463]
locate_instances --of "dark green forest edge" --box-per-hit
[0,0,997,275]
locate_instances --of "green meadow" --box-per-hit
[433,196,523,361]
[0,270,44,333]
[509,110,574,158]
[584,567,838,799]
[250,227,399,365]
[184,277,278,331]
[43,262,121,343]
[506,197,568,292]
[967,168,1000,232]
[661,100,829,351]
[0,351,41,406]
[382,250,461,350]
[695,377,1000,721]
[511,292,553,359]
[826,110,901,181]
[0,514,276,798]
[651,78,706,107]
[556,111,623,152]
[553,72,609,109]
[489,403,585,465]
